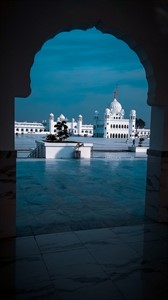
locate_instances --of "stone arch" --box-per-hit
[1,0,168,238]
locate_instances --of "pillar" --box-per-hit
[145,105,168,222]
[0,93,16,238]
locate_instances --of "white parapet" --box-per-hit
[35,141,93,159]
[128,146,148,153]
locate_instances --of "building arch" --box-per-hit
[1,0,168,238]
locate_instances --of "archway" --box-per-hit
[1,0,167,238]
[15,27,150,235]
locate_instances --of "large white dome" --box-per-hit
[110,98,122,113]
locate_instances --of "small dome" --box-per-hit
[59,114,65,121]
[105,108,110,114]
[49,113,54,119]
[94,110,99,115]
[130,109,136,115]
[110,98,122,113]
[78,114,82,118]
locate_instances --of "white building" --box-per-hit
[93,92,150,140]
[49,113,93,137]
[15,93,150,139]
[15,121,48,134]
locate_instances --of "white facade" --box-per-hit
[93,94,150,140]
[15,121,48,134]
[49,113,93,137]
[15,95,150,139]
[33,141,93,159]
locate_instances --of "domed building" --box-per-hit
[49,113,93,137]
[93,91,150,140]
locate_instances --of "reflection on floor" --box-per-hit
[1,222,168,300]
[16,158,147,236]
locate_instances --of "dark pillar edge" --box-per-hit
[147,149,168,157]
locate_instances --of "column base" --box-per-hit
[0,150,16,238]
[145,149,168,223]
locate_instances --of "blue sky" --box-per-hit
[15,27,150,127]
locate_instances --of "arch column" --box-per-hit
[145,105,168,222]
[0,91,16,238]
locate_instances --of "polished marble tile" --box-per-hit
[54,274,126,300]
[1,222,167,300]
[0,255,54,295]
[0,236,39,258]
[36,231,84,253]
[113,270,147,300]
[82,239,139,265]
[75,227,117,244]
[42,248,103,279]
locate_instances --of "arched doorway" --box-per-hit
[1,0,167,238]
[15,27,149,235]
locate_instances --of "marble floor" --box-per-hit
[16,158,147,236]
[0,222,168,300]
[1,158,168,299]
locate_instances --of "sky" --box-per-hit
[15,27,151,127]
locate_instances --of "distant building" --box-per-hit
[49,113,93,137]
[93,91,150,140]
[15,90,150,139]
[15,121,48,134]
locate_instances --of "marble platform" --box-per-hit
[0,223,168,299]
